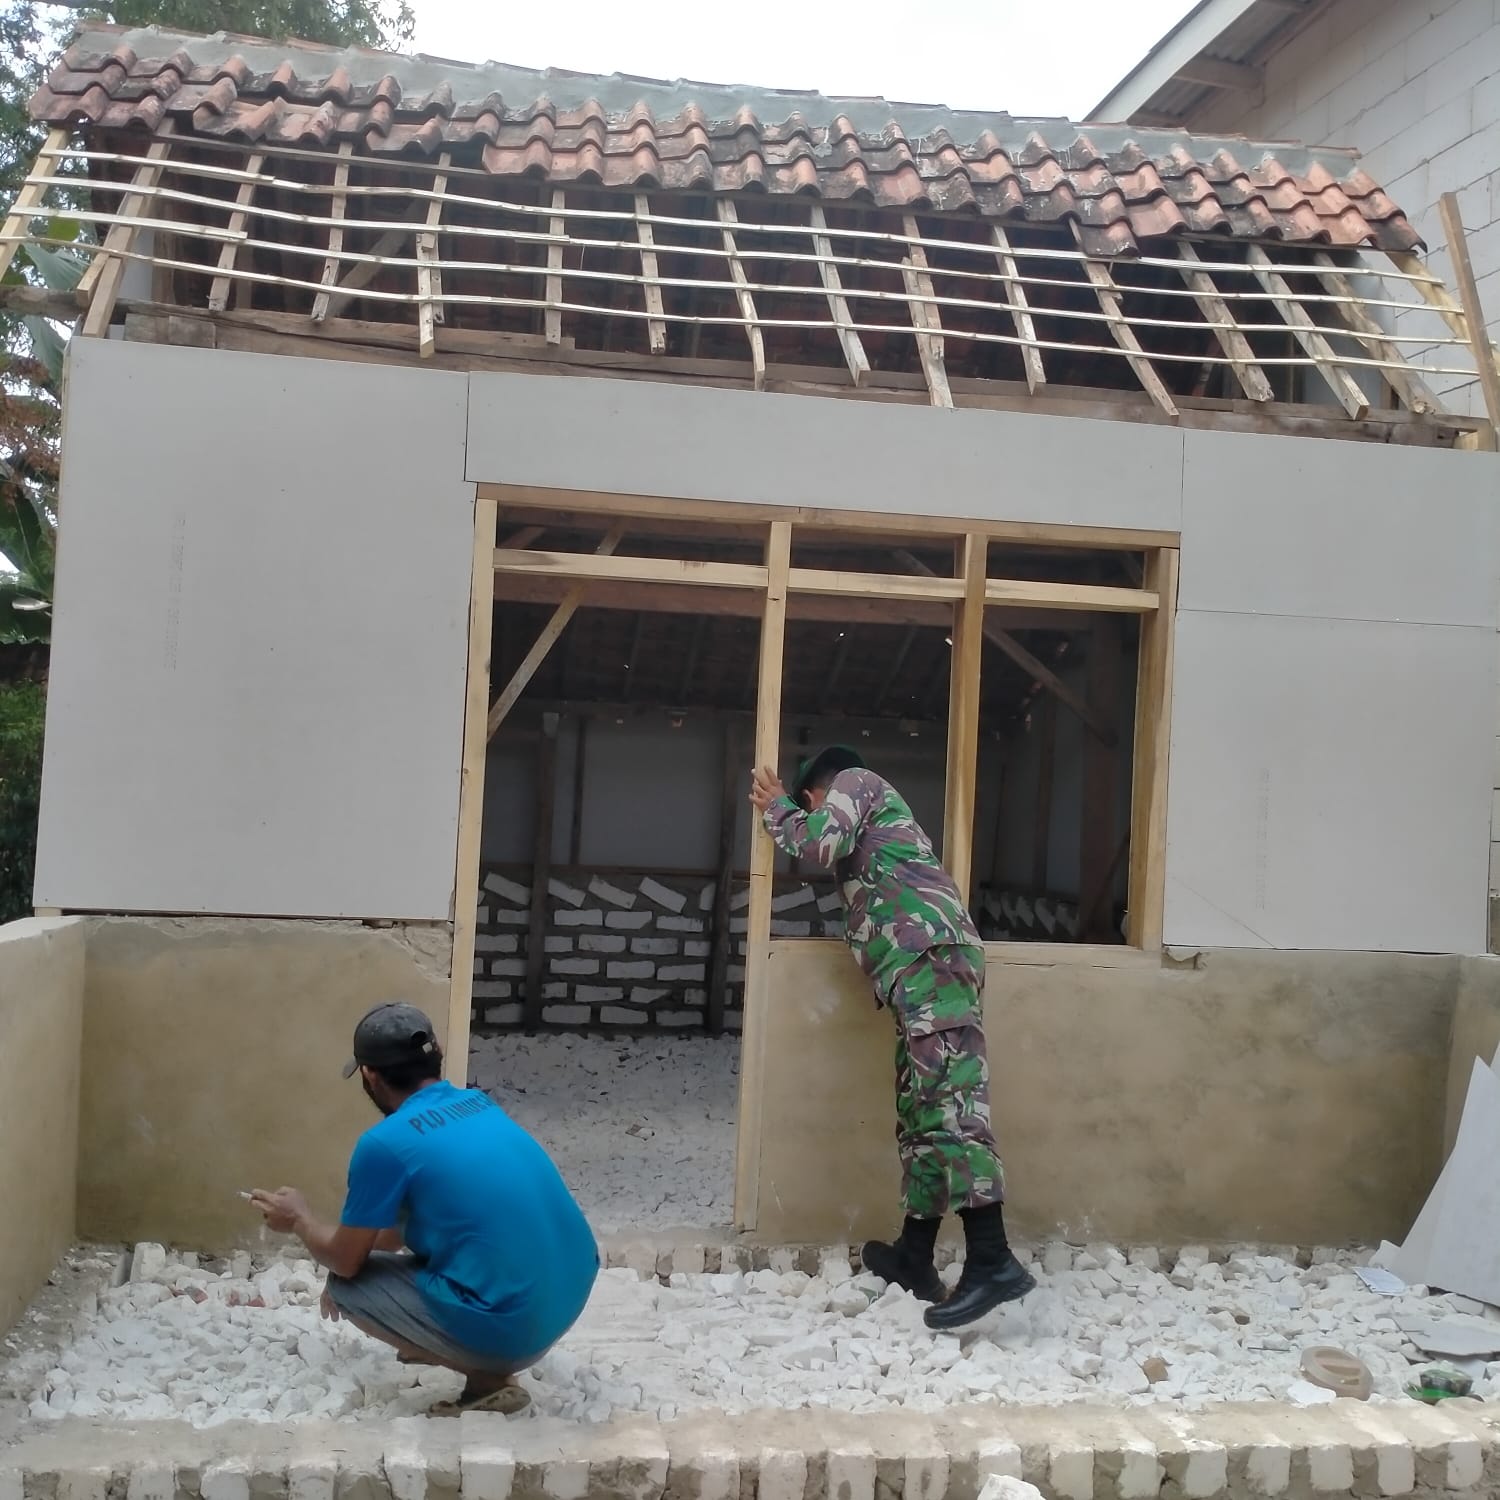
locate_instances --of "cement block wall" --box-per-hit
[0,918,84,1334]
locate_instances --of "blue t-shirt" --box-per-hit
[340,1081,598,1359]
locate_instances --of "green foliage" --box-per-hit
[0,678,44,923]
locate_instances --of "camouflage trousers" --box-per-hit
[890,949,1005,1217]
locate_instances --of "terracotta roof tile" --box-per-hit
[32,24,1426,255]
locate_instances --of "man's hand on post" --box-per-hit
[749,765,787,813]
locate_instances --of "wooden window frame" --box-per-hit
[452,485,1179,1227]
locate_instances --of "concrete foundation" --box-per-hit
[751,942,1481,1248]
[0,918,84,1332]
[75,916,452,1250]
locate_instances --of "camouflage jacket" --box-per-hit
[762,768,982,1004]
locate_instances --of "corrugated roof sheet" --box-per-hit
[30,24,1424,256]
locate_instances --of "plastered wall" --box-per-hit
[751,940,1462,1247]
[0,919,84,1334]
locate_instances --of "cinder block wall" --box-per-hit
[1189,0,1500,940]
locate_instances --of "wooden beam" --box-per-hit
[1174,55,1262,91]
[716,200,766,390]
[1127,548,1178,949]
[1176,241,1274,402]
[310,141,352,324]
[734,521,791,1232]
[706,721,743,1036]
[1311,253,1440,415]
[1032,692,1057,891]
[1072,229,1179,418]
[486,525,626,739]
[80,124,175,338]
[499,524,547,549]
[523,713,560,1028]
[545,188,565,347]
[1387,248,1471,342]
[810,203,870,388]
[991,223,1045,393]
[0,129,69,285]
[496,549,767,591]
[901,215,953,408]
[943,534,987,900]
[1438,192,1500,442]
[635,194,668,355]
[892,549,1116,744]
[445,494,498,1085]
[416,159,447,359]
[1077,615,1121,942]
[322,222,418,319]
[983,578,1158,613]
[208,150,264,313]
[1246,244,1369,419]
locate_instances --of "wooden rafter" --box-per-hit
[1438,192,1500,441]
[810,203,869,388]
[1071,227,1179,418]
[545,188,565,347]
[310,141,352,324]
[1246,244,1369,419]
[80,123,176,338]
[1176,241,1273,402]
[892,549,1115,744]
[1312,252,1440,416]
[990,224,1045,393]
[486,524,626,739]
[416,157,448,358]
[0,128,68,285]
[634,194,668,354]
[716,200,766,390]
[1387,249,1471,342]
[208,150,265,313]
[901,215,953,408]
[321,222,417,320]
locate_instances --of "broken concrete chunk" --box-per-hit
[1410,1316,1500,1359]
[129,1243,167,1283]
[1141,1355,1170,1384]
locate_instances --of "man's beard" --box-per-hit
[361,1074,396,1117]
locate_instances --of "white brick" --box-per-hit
[544,937,572,954]
[660,914,706,933]
[972,1440,1024,1484]
[606,911,653,930]
[1047,1445,1092,1500]
[287,1459,337,1500]
[488,960,526,978]
[631,937,680,956]
[756,1450,806,1500]
[678,1452,737,1500]
[659,963,707,981]
[639,876,688,913]
[630,986,669,1004]
[1306,1441,1353,1494]
[484,1004,524,1026]
[601,1007,650,1025]
[904,1451,948,1500]
[608,960,656,979]
[475,933,518,952]
[541,1458,589,1500]
[544,1004,590,1024]
[826,1445,876,1500]
[730,917,748,934]
[473,957,483,976]
[1427,117,1500,198]
[588,876,636,908]
[730,887,751,910]
[543,982,568,999]
[475,904,491,925]
[575,985,625,1003]
[494,909,530,926]
[817,890,843,912]
[578,934,627,953]
[127,1469,175,1500]
[728,965,746,983]
[460,1434,515,1500]
[771,886,814,911]
[698,881,716,910]
[657,1010,703,1026]
[547,877,585,907]
[769,920,812,937]
[1343,1407,1417,1495]
[685,940,712,957]
[483,873,530,906]
[57,1475,110,1500]
[384,1421,428,1500]
[684,988,708,1003]
[473,982,512,999]
[1445,1436,1483,1490]
[556,909,604,927]
[1406,0,1494,80]
[202,1464,251,1500]
[1114,1442,1161,1500]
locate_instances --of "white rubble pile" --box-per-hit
[18,1241,1499,1428]
[468,1033,737,1232]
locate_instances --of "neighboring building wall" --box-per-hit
[0,918,84,1336]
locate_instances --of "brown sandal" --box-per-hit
[429,1379,531,1418]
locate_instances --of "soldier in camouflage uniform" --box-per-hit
[749,746,1035,1331]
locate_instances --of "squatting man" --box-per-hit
[751,746,1035,1330]
[249,1003,599,1416]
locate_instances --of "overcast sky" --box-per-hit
[407,0,1198,122]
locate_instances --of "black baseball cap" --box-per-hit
[341,1002,439,1079]
[792,745,866,803]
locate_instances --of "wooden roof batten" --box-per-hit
[3,131,1494,442]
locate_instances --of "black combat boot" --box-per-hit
[860,1215,945,1303]
[923,1203,1034,1330]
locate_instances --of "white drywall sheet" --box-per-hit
[34,340,475,919]
[1179,428,1500,628]
[466,371,1184,534]
[1163,610,1494,952]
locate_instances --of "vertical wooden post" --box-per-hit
[943,533,987,900]
[1438,192,1500,444]
[706,721,743,1036]
[80,125,176,338]
[209,150,265,313]
[1127,550,1179,949]
[523,713,559,1029]
[311,141,352,323]
[445,495,497,1084]
[1078,616,1121,941]
[733,521,791,1232]
[1032,693,1057,893]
